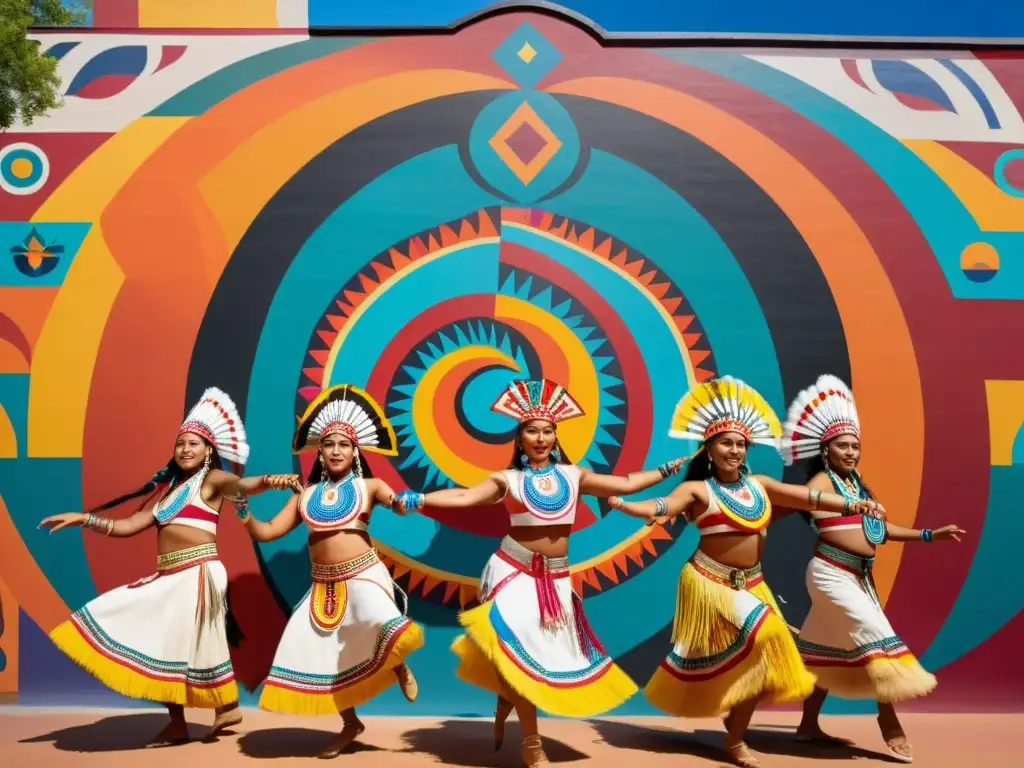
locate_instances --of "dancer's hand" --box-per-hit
[852,499,886,520]
[932,524,966,542]
[265,474,302,493]
[39,512,85,533]
[388,494,407,516]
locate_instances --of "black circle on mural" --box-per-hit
[188,89,850,633]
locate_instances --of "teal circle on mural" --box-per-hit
[993,148,1024,199]
[468,91,581,203]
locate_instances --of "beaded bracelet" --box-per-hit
[657,461,679,479]
[397,490,425,512]
[224,493,252,522]
[654,497,669,517]
[920,528,934,543]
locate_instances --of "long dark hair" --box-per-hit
[507,422,572,470]
[306,449,376,484]
[88,439,223,514]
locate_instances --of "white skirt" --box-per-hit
[451,536,637,717]
[259,549,423,715]
[796,543,936,702]
[49,542,237,707]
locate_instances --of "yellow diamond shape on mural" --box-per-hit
[517,41,538,63]
[488,102,563,186]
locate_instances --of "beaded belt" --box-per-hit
[156,542,219,575]
[692,549,763,591]
[815,542,874,575]
[498,536,569,576]
[311,549,380,583]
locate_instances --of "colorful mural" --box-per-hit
[2,7,1024,713]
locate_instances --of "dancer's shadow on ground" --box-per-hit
[592,719,888,762]
[238,728,383,759]
[19,713,210,752]
[400,719,589,766]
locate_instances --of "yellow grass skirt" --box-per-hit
[645,551,815,718]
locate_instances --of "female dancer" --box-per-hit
[781,374,965,763]
[39,388,298,746]
[240,384,423,758]
[610,376,884,768]
[397,378,685,767]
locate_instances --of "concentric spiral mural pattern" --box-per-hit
[1,9,1023,712]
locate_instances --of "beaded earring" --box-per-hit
[319,455,328,483]
[354,451,363,478]
[203,452,212,470]
[551,446,561,462]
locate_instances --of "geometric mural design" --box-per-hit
[3,6,1024,714]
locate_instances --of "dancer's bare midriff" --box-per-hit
[509,524,572,558]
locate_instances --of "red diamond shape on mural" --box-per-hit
[505,121,548,165]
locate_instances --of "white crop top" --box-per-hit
[299,476,372,532]
[501,464,581,527]
[153,471,219,534]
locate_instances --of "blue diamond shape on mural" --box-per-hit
[491,22,562,89]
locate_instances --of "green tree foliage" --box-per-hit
[1,1,87,129]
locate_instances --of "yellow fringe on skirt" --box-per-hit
[452,601,638,718]
[50,621,238,708]
[810,654,936,703]
[645,561,815,718]
[259,622,424,715]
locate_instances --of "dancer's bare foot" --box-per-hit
[146,720,190,748]
[878,711,913,763]
[724,739,760,768]
[494,695,513,750]
[521,734,548,766]
[318,718,366,759]
[794,725,853,746]
[395,664,418,702]
[203,704,243,741]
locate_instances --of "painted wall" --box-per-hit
[3,3,1024,714]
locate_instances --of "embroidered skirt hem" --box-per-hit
[451,539,637,718]
[258,553,424,716]
[49,548,237,708]
[797,548,936,703]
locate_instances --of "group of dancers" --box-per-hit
[39,374,964,767]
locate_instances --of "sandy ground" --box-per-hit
[0,709,1018,767]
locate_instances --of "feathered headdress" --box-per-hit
[178,387,249,467]
[669,376,781,446]
[491,379,585,424]
[292,384,398,455]
[780,374,860,466]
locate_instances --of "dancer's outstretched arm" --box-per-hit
[579,458,685,497]
[397,475,507,512]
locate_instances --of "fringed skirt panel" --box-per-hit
[645,550,815,718]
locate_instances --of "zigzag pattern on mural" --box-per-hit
[501,208,716,382]
[297,208,501,406]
